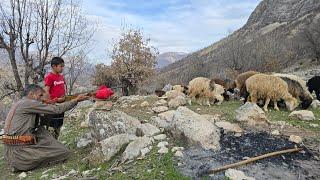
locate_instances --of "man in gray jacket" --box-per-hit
[2,84,89,172]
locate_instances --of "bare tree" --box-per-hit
[0,0,24,93]
[0,0,94,95]
[63,50,88,95]
[110,28,158,95]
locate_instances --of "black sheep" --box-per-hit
[307,76,320,100]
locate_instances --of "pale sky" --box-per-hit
[82,0,262,64]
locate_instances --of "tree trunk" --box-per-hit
[8,49,23,92]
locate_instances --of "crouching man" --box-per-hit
[2,84,89,172]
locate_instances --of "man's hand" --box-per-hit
[74,94,90,102]
[56,96,66,103]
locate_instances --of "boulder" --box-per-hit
[235,102,269,126]
[152,106,169,113]
[158,110,175,122]
[100,134,137,162]
[225,169,255,180]
[311,100,320,109]
[88,109,141,141]
[170,106,220,150]
[289,135,303,144]
[122,136,153,161]
[136,123,160,137]
[289,110,315,121]
[168,96,187,108]
[215,121,243,133]
[149,116,170,129]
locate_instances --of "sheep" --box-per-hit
[188,77,224,106]
[212,78,236,101]
[163,89,186,100]
[307,76,320,101]
[172,85,189,95]
[212,83,225,105]
[246,73,298,112]
[235,71,260,102]
[273,73,313,109]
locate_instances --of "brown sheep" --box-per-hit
[212,78,236,101]
[273,73,313,109]
[235,71,260,101]
[246,74,298,112]
[188,77,224,106]
[172,85,189,95]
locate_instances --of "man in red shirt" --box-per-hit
[43,57,66,139]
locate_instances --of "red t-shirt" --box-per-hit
[44,72,66,99]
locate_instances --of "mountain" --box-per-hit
[142,0,320,93]
[155,52,187,69]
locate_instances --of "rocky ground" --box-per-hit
[0,95,320,180]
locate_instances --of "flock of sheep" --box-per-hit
[155,72,320,112]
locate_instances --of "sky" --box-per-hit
[82,0,262,64]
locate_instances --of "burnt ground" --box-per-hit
[177,131,320,180]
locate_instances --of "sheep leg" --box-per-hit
[263,97,270,112]
[250,95,257,104]
[273,100,279,111]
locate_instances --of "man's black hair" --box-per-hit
[23,84,43,96]
[51,57,64,67]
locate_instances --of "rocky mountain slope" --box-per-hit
[156,52,187,69]
[144,0,320,92]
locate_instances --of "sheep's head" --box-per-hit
[285,96,298,111]
[209,79,216,91]
[300,95,313,109]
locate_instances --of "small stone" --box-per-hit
[40,174,49,179]
[157,141,169,148]
[311,100,320,109]
[153,134,167,141]
[174,150,183,157]
[77,138,92,148]
[160,171,165,174]
[140,101,149,107]
[171,147,184,152]
[271,130,280,135]
[234,133,242,137]
[131,104,136,108]
[154,99,167,106]
[158,147,169,154]
[225,169,255,180]
[196,108,201,111]
[289,135,303,144]
[152,106,169,113]
[18,172,27,179]
[310,123,319,128]
[80,121,89,128]
[147,169,152,173]
[289,110,315,121]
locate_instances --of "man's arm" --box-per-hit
[22,94,89,114]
